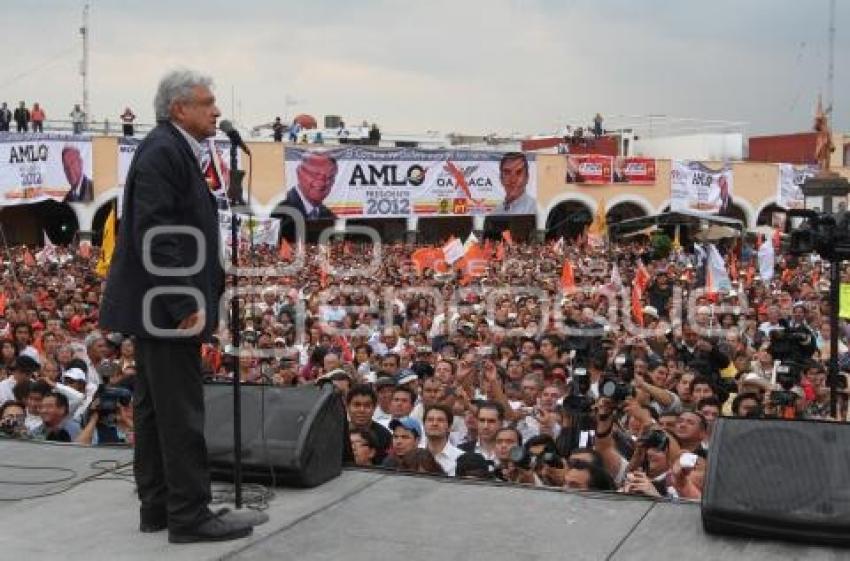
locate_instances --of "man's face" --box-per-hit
[540,386,561,411]
[737,397,760,417]
[26,392,44,415]
[14,326,30,345]
[381,356,399,376]
[792,307,805,324]
[494,429,519,462]
[699,405,720,428]
[172,84,220,139]
[674,413,705,444]
[500,157,528,203]
[421,378,443,406]
[90,338,107,360]
[692,383,714,403]
[434,361,454,385]
[390,390,413,417]
[392,427,418,457]
[39,396,64,427]
[376,385,394,411]
[424,409,449,440]
[62,148,83,187]
[477,408,501,442]
[296,155,337,206]
[347,395,375,427]
[564,467,591,490]
[521,380,540,405]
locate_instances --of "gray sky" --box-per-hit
[1,0,846,137]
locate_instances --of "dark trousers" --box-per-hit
[32,121,43,133]
[135,337,211,529]
[16,122,27,132]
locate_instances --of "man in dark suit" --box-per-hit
[61,146,93,202]
[281,152,337,219]
[100,69,264,544]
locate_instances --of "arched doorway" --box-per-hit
[483,215,536,242]
[756,203,786,231]
[92,199,118,246]
[722,201,748,229]
[545,201,592,241]
[11,201,80,245]
[606,201,648,226]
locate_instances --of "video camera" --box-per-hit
[788,210,850,261]
[768,325,816,363]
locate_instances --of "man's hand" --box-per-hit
[178,310,205,332]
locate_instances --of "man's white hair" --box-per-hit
[153,69,213,122]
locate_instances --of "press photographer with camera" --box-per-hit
[0,400,29,439]
[76,383,134,446]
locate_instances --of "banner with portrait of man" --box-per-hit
[118,137,238,204]
[564,154,613,185]
[670,160,734,215]
[613,157,657,184]
[282,147,538,220]
[776,163,818,210]
[0,135,93,205]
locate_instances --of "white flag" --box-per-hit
[758,239,775,282]
[36,231,57,265]
[442,238,465,265]
[706,244,731,292]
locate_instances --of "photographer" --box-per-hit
[75,385,134,446]
[0,400,29,439]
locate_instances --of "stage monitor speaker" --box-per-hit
[204,384,346,488]
[702,417,850,546]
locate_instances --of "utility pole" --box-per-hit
[827,0,835,116]
[80,3,90,127]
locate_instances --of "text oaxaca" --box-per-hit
[348,163,493,188]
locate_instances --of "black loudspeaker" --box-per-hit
[702,417,850,546]
[204,384,346,488]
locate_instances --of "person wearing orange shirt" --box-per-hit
[31,102,46,133]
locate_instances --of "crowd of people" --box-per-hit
[0,101,139,136]
[0,231,845,501]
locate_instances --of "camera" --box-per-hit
[600,377,634,402]
[508,444,563,470]
[639,429,669,450]
[562,367,594,416]
[770,390,797,408]
[768,327,815,363]
[0,416,23,436]
[93,384,132,425]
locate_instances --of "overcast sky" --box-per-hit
[1,0,846,137]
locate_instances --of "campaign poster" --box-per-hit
[0,134,93,205]
[670,160,733,215]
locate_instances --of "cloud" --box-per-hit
[0,0,845,136]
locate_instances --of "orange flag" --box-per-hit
[278,238,293,261]
[0,292,6,316]
[560,259,575,290]
[632,284,644,327]
[494,242,505,262]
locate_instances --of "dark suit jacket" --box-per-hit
[281,186,335,220]
[99,122,224,341]
[64,176,93,202]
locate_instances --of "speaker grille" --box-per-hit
[703,417,850,545]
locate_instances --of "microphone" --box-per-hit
[219,120,250,155]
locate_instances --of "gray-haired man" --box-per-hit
[100,69,264,543]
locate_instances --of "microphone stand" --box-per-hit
[228,141,243,509]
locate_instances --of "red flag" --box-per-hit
[501,230,514,246]
[560,259,575,291]
[278,238,293,261]
[0,292,6,316]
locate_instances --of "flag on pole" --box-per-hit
[705,244,732,294]
[278,237,293,261]
[632,260,650,326]
[560,259,575,291]
[95,204,116,278]
[758,238,775,282]
[36,231,57,265]
[553,236,565,255]
[442,238,465,265]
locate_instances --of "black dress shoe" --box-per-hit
[168,514,253,544]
